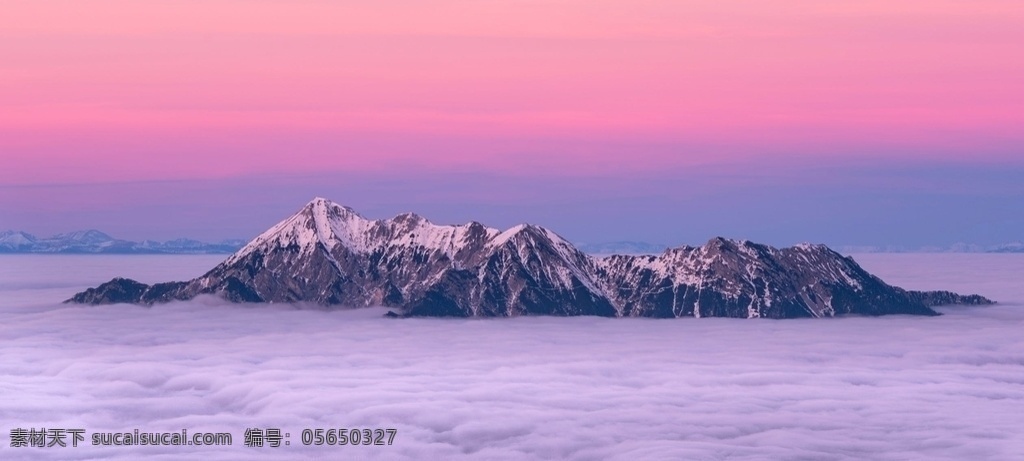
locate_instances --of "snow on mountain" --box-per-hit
[68,198,993,318]
[990,242,1024,253]
[50,229,114,245]
[227,197,499,265]
[576,241,668,255]
[0,230,244,254]
[838,242,1024,253]
[0,230,37,251]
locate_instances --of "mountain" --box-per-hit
[576,241,668,255]
[989,242,1024,253]
[68,198,994,318]
[0,230,244,254]
[0,230,37,252]
[838,242,1024,253]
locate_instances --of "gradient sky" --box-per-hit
[1,1,1022,247]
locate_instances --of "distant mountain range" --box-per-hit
[575,241,669,255]
[990,243,1024,253]
[0,230,244,254]
[68,198,992,318]
[837,243,1024,254]
[5,228,1019,256]
[581,241,1024,254]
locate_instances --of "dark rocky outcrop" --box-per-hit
[907,290,996,307]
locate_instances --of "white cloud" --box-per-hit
[0,254,1022,460]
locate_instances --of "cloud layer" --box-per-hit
[1,254,1022,460]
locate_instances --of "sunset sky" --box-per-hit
[2,1,1022,247]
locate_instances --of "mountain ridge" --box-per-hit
[67,198,995,318]
[0,229,244,254]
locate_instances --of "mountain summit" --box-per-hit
[67,198,993,318]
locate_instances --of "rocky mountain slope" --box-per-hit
[68,198,994,318]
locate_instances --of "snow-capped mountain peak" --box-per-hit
[0,230,37,250]
[52,229,113,245]
[227,197,368,262]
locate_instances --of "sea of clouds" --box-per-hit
[1,253,1023,460]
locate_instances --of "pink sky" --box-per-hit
[2,0,1023,185]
